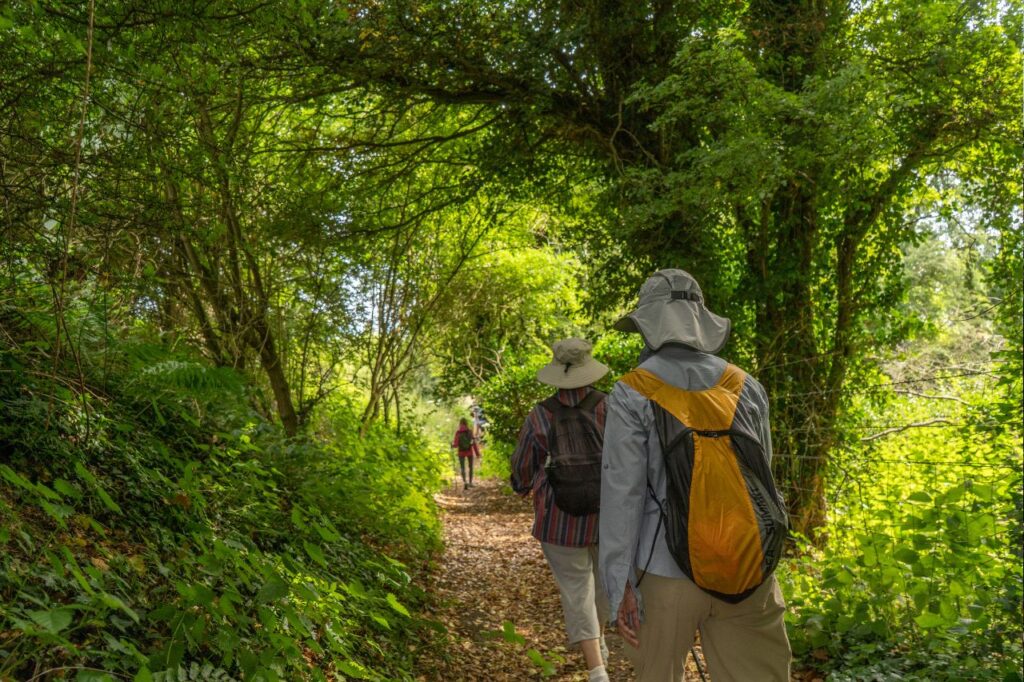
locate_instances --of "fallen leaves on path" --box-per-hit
[415,478,703,681]
[415,477,820,681]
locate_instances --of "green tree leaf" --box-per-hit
[303,541,327,567]
[257,575,290,603]
[386,592,410,617]
[914,611,946,628]
[28,607,73,633]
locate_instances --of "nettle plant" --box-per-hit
[780,417,1022,681]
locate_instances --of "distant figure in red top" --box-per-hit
[452,417,478,489]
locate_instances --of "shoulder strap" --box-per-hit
[542,391,604,455]
[715,364,746,396]
[620,367,665,401]
[620,366,742,431]
[540,395,562,414]
[577,389,606,412]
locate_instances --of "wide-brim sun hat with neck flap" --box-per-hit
[536,337,610,389]
[613,268,731,354]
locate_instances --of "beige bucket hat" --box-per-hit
[613,269,731,353]
[536,338,610,389]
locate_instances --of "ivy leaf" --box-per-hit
[99,593,140,623]
[337,660,371,679]
[343,580,367,599]
[914,611,946,628]
[526,648,557,676]
[0,464,34,492]
[292,582,320,602]
[314,522,341,542]
[893,547,920,565]
[290,506,306,529]
[73,462,122,514]
[505,621,526,645]
[53,478,82,500]
[76,671,115,681]
[303,541,327,567]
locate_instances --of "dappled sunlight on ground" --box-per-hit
[415,475,630,675]
[416,478,637,680]
[417,477,822,681]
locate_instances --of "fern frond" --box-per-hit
[141,360,244,395]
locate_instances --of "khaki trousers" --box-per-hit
[625,573,791,682]
[541,543,610,645]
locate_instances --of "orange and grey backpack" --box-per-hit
[621,364,788,603]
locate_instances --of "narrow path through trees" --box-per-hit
[417,478,688,681]
[416,477,636,680]
[417,477,824,681]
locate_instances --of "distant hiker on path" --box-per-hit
[452,417,479,489]
[600,269,792,682]
[471,404,488,447]
[511,338,613,682]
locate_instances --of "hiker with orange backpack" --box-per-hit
[599,269,792,682]
[510,338,613,682]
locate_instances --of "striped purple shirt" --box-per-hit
[510,387,607,547]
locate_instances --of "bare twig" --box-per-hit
[893,389,971,405]
[860,418,955,442]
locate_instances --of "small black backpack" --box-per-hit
[542,390,606,516]
[456,429,473,450]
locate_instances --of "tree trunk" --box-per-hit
[750,181,835,539]
[248,316,299,437]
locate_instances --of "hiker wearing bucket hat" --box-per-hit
[599,270,792,682]
[511,338,613,682]
[611,269,732,354]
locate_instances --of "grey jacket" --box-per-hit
[598,345,774,621]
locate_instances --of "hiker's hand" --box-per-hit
[617,583,640,648]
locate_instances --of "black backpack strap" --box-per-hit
[540,396,564,448]
[577,389,606,412]
[542,391,603,447]
[540,395,563,415]
[636,480,666,588]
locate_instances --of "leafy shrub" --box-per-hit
[476,353,551,446]
[591,332,644,380]
[293,401,446,559]
[0,294,444,681]
[478,440,513,483]
[779,387,1023,681]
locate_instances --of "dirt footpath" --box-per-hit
[416,477,710,681]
